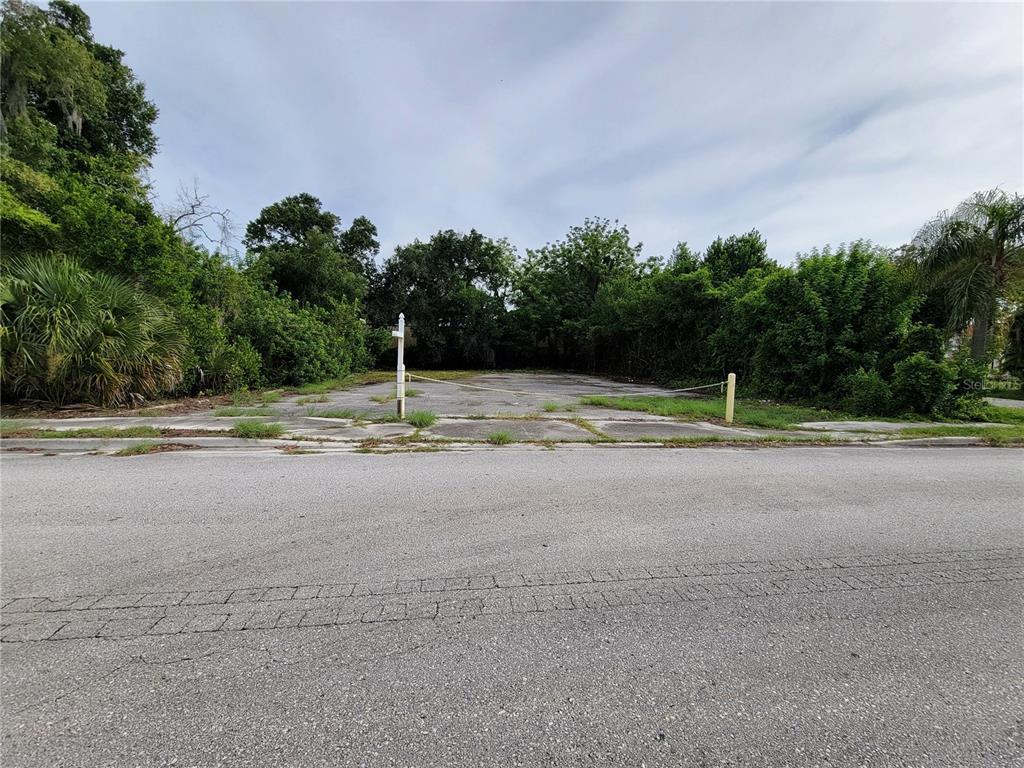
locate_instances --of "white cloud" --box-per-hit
[83,0,1022,264]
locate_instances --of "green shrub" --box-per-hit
[891,353,955,415]
[486,430,514,445]
[406,410,437,428]
[840,368,892,416]
[1,257,186,406]
[228,287,356,386]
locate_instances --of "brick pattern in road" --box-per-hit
[2,548,1021,643]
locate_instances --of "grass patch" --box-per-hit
[568,415,611,439]
[981,404,1024,425]
[214,406,273,417]
[406,410,437,428]
[113,441,199,457]
[307,408,357,419]
[296,394,330,405]
[370,393,395,404]
[230,421,285,439]
[579,395,837,429]
[541,403,560,412]
[486,430,514,445]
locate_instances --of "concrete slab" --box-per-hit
[594,420,758,439]
[798,420,1006,432]
[425,418,593,441]
[291,423,415,440]
[276,372,681,420]
[799,420,930,432]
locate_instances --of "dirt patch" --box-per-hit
[2,395,233,420]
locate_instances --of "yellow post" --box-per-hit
[725,372,736,424]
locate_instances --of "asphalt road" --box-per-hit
[2,447,1022,766]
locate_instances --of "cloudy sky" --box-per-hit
[82,1,1022,264]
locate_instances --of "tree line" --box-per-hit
[2,1,1022,417]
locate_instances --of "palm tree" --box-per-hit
[1,256,186,406]
[912,189,1024,361]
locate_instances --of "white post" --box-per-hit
[725,372,736,424]
[393,313,406,419]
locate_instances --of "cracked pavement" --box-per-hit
[1,446,1022,766]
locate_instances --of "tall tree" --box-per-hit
[244,194,376,308]
[512,218,641,367]
[369,230,513,366]
[701,230,772,284]
[912,189,1024,361]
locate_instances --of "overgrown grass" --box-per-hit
[405,410,437,428]
[214,406,273,417]
[307,408,358,419]
[486,430,514,445]
[296,394,330,405]
[579,395,837,429]
[113,441,200,457]
[113,441,162,456]
[230,421,285,439]
[568,415,611,439]
[981,404,1024,425]
[541,402,576,413]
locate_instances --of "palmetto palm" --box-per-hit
[912,189,1024,361]
[1,256,185,406]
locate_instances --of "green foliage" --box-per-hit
[701,230,772,284]
[511,218,641,368]
[1004,311,1024,377]
[486,430,514,445]
[579,395,835,430]
[890,352,955,415]
[911,189,1024,361]
[0,256,185,405]
[230,421,285,439]
[742,242,916,400]
[369,229,513,367]
[406,410,437,428]
[840,368,893,416]
[228,287,357,386]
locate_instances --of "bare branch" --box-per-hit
[163,179,235,254]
